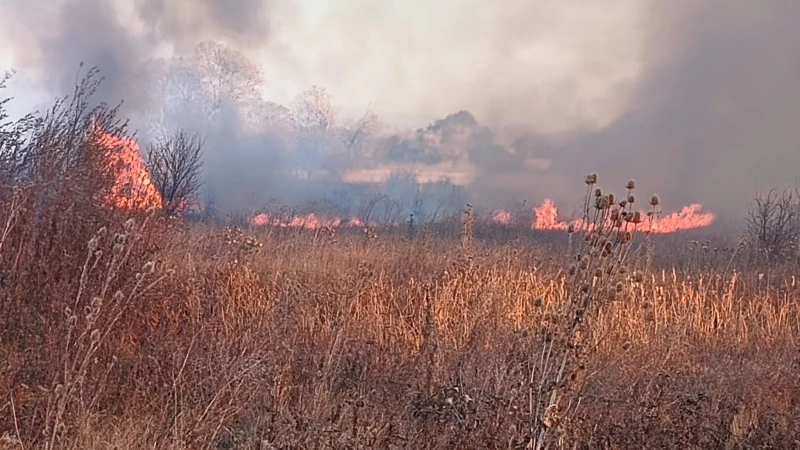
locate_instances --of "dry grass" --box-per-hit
[1,184,799,449]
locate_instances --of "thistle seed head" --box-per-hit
[143,261,155,274]
[627,195,635,204]
[585,173,598,185]
[650,194,660,206]
[626,179,636,190]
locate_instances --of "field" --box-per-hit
[1,195,799,449]
[2,73,800,450]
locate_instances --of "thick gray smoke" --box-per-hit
[0,0,272,113]
[548,0,800,223]
[2,0,799,226]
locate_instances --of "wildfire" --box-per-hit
[91,123,162,210]
[492,210,513,225]
[253,213,364,229]
[516,198,714,233]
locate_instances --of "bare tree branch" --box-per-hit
[146,130,205,215]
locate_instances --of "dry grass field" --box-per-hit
[1,185,799,449]
[1,73,799,450]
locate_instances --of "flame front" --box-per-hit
[518,198,714,233]
[92,123,162,210]
[253,213,364,229]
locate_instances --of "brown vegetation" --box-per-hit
[1,72,799,449]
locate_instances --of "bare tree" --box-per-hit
[291,85,337,132]
[746,185,800,258]
[141,40,265,135]
[146,130,204,214]
[193,41,263,120]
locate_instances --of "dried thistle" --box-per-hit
[650,194,660,207]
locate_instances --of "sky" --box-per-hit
[2,0,800,224]
[0,0,644,133]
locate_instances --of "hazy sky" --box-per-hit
[1,0,644,133]
[3,0,800,223]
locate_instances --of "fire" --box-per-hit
[520,198,714,233]
[647,204,715,233]
[493,199,715,233]
[533,199,566,230]
[492,210,512,226]
[253,213,364,229]
[91,123,162,210]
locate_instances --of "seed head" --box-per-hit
[91,296,102,308]
[619,200,628,208]
[567,223,576,233]
[594,269,603,278]
[606,193,616,205]
[88,237,99,252]
[533,297,543,307]
[594,188,602,198]
[585,173,598,185]
[626,211,643,224]
[124,218,135,231]
[143,261,155,274]
[650,194,660,207]
[627,195,635,204]
[626,179,636,190]
[90,329,100,343]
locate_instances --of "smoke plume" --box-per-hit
[2,0,800,225]
[0,0,273,112]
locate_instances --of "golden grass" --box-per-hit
[1,196,799,448]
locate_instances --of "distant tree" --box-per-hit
[291,86,337,133]
[746,185,800,259]
[146,130,204,214]
[289,86,340,175]
[342,109,381,160]
[142,41,265,135]
[192,41,263,120]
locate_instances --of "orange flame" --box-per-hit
[524,199,714,233]
[91,123,162,210]
[253,213,364,229]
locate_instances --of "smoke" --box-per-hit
[0,0,273,113]
[3,0,800,225]
[552,0,800,222]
